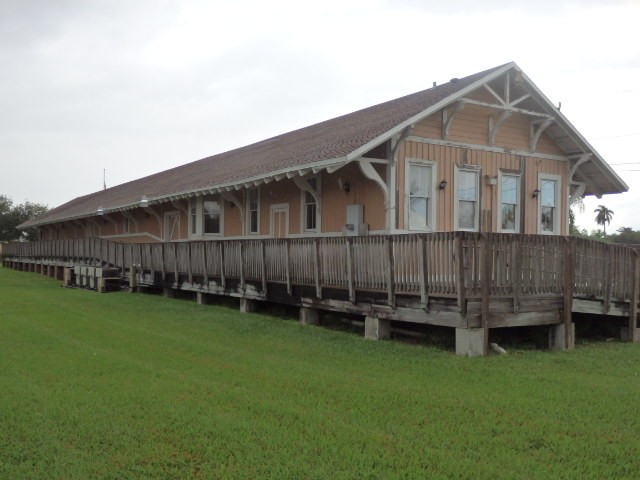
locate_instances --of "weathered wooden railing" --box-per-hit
[2,233,638,304]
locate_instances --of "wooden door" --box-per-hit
[164,212,181,242]
[270,204,289,238]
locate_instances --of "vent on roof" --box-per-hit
[450,78,459,84]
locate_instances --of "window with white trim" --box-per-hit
[189,198,197,235]
[456,167,480,231]
[302,177,320,232]
[408,162,434,230]
[123,216,130,234]
[202,194,222,235]
[499,173,520,233]
[539,176,560,234]
[247,188,260,234]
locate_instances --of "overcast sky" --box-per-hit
[1,0,639,232]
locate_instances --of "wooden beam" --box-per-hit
[358,158,389,205]
[483,83,505,105]
[219,242,226,289]
[455,233,466,316]
[419,236,429,311]
[568,154,592,181]
[509,93,531,107]
[346,239,355,304]
[260,240,267,295]
[314,239,322,299]
[285,239,292,295]
[442,102,465,140]
[563,238,574,349]
[530,118,553,151]
[481,234,491,356]
[239,242,246,292]
[385,236,396,309]
[460,98,554,119]
[489,111,512,145]
[629,251,639,342]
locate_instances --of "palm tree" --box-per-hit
[594,205,614,236]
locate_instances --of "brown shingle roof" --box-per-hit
[22,63,510,228]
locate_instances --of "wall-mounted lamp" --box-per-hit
[439,180,448,190]
[532,189,541,199]
[139,196,149,208]
[96,207,104,216]
[343,181,351,194]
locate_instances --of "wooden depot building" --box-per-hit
[5,62,635,356]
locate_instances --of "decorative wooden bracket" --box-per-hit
[221,190,246,233]
[293,175,322,228]
[488,110,512,145]
[171,199,188,215]
[292,175,321,206]
[569,182,586,205]
[122,210,138,232]
[530,118,554,151]
[442,102,465,140]
[143,205,162,232]
[568,154,592,181]
[483,84,506,105]
[358,158,389,205]
[102,214,119,235]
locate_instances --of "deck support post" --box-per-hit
[549,322,575,351]
[480,234,491,356]
[130,265,137,292]
[455,328,486,357]
[365,316,391,340]
[300,307,320,326]
[627,251,639,343]
[240,298,257,313]
[163,287,175,299]
[197,291,210,305]
[562,238,575,350]
[63,267,72,287]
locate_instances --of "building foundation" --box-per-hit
[299,307,320,325]
[365,316,391,340]
[549,323,575,351]
[455,328,486,357]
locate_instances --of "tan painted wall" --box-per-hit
[397,140,568,234]
[412,106,563,156]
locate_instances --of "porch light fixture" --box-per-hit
[439,180,448,190]
[532,188,541,199]
[96,207,104,216]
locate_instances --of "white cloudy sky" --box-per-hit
[1,0,639,232]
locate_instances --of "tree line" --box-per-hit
[0,195,48,242]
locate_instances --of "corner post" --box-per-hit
[480,233,491,356]
[628,250,639,342]
[562,237,575,350]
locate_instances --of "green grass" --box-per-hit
[1,267,639,479]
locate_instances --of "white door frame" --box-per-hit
[270,203,289,238]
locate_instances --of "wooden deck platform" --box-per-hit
[3,233,638,355]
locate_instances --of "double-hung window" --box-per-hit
[189,198,197,235]
[539,175,560,234]
[456,167,480,231]
[247,188,259,234]
[302,177,319,232]
[499,173,520,233]
[408,162,435,230]
[203,195,222,235]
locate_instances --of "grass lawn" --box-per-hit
[1,267,639,479]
